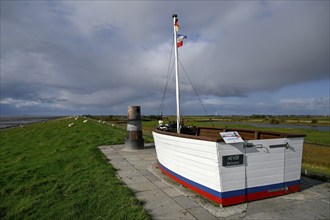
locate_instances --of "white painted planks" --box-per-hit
[153,130,304,195]
[153,132,221,191]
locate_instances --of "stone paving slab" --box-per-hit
[99,144,330,220]
[132,178,196,219]
[187,207,218,220]
[172,196,200,209]
[126,181,159,192]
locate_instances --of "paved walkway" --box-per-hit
[99,144,330,220]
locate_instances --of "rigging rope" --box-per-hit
[158,41,174,116]
[178,58,209,117]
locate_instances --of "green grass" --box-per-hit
[0,117,150,220]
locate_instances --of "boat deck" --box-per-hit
[153,126,305,142]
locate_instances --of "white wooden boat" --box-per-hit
[152,15,305,207]
[153,126,305,206]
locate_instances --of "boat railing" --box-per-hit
[196,127,305,141]
[153,126,305,142]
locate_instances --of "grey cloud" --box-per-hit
[1,1,329,115]
[280,97,330,112]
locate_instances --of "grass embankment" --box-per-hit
[0,118,151,220]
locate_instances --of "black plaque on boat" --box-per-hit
[223,154,244,167]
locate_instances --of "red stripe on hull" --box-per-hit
[246,184,301,202]
[159,164,223,204]
[221,196,245,206]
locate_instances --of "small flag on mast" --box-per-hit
[177,34,187,48]
[174,18,179,32]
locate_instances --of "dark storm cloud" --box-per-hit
[1,1,329,115]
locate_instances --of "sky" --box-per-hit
[1,1,329,116]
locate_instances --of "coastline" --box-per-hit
[0,116,64,129]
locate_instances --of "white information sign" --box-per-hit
[220,131,244,143]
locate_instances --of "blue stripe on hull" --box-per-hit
[159,162,300,199]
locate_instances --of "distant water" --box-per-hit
[0,116,62,129]
[211,121,329,132]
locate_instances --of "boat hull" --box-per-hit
[152,128,304,207]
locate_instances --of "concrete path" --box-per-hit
[99,144,330,220]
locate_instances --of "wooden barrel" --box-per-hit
[124,106,144,150]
